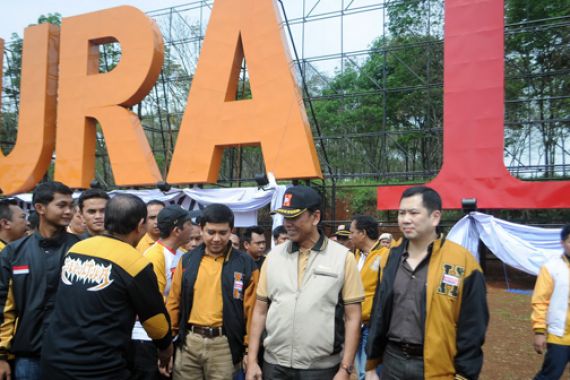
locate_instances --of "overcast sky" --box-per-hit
[0,1,193,41]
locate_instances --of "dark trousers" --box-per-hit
[535,343,570,380]
[382,343,424,380]
[262,362,339,380]
[129,340,165,380]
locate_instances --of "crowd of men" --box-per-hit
[0,181,568,379]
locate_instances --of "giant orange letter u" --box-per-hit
[54,6,164,188]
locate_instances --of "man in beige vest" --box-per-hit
[246,185,364,380]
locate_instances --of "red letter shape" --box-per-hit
[377,0,570,209]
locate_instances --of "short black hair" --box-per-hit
[243,226,265,244]
[105,194,147,235]
[562,225,570,242]
[0,199,18,221]
[352,215,380,240]
[78,188,110,211]
[27,211,39,230]
[147,199,166,208]
[272,225,286,239]
[401,186,442,214]
[200,204,234,229]
[32,181,73,206]
[158,219,190,239]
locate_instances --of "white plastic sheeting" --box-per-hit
[447,212,563,276]
[13,174,288,230]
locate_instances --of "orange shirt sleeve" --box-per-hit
[166,258,184,336]
[243,268,259,347]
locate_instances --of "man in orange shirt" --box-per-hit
[350,215,387,380]
[137,200,165,253]
[132,206,193,379]
[167,204,258,380]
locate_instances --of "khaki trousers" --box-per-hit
[173,332,236,380]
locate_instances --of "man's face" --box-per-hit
[2,205,28,241]
[283,210,320,244]
[349,220,366,250]
[185,224,203,251]
[245,232,266,259]
[81,198,107,234]
[69,208,86,234]
[176,221,193,246]
[379,238,391,248]
[230,234,240,250]
[146,204,164,238]
[36,193,74,229]
[275,233,288,245]
[398,194,440,242]
[562,235,570,256]
[202,222,232,255]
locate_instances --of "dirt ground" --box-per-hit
[349,264,567,379]
[480,283,543,379]
[480,261,570,379]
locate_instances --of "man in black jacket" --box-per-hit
[0,182,79,380]
[41,194,173,380]
[167,204,258,380]
[365,186,488,380]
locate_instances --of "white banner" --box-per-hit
[448,212,563,275]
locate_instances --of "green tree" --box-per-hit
[504,0,570,178]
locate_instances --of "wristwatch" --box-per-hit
[341,363,354,374]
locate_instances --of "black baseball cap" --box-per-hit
[273,185,321,218]
[157,206,192,232]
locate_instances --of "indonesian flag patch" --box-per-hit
[13,265,30,275]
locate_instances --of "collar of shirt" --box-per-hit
[158,240,177,255]
[35,230,68,248]
[288,230,326,254]
[401,240,435,270]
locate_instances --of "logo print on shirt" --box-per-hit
[437,264,465,298]
[233,272,244,300]
[61,256,114,291]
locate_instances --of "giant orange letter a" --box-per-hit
[167,0,322,184]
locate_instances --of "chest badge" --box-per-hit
[437,264,465,297]
[233,271,244,300]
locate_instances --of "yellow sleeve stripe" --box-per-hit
[69,236,149,277]
[142,313,170,340]
[0,279,16,351]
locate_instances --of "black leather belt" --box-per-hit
[389,341,424,357]
[188,324,223,338]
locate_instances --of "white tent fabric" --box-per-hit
[13,175,289,230]
[447,212,563,275]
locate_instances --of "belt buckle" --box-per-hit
[401,343,411,357]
